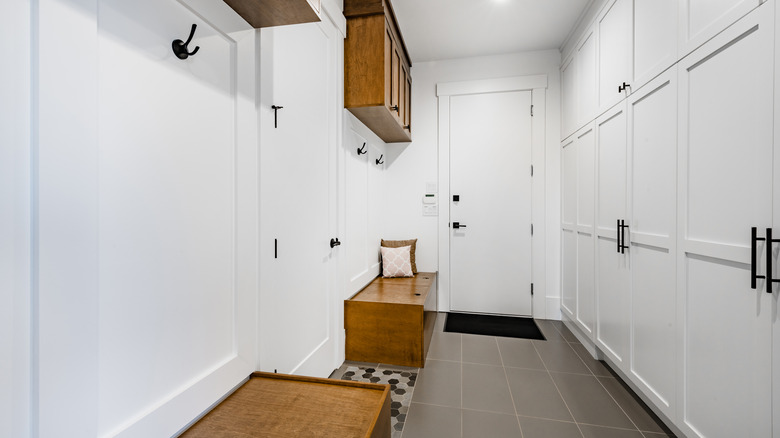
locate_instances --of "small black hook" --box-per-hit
[172,24,200,60]
[376,154,384,165]
[357,142,367,155]
[271,105,283,128]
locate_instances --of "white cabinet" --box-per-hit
[577,26,598,130]
[561,124,596,337]
[678,0,763,58]
[597,0,633,112]
[634,0,678,88]
[626,67,678,420]
[594,103,629,369]
[561,136,578,318]
[676,6,773,437]
[561,56,577,139]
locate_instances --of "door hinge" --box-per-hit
[530,105,534,116]
[531,224,534,235]
[531,283,534,295]
[531,165,534,176]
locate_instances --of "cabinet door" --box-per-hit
[384,27,392,107]
[598,0,632,112]
[561,55,577,139]
[627,67,677,420]
[633,0,677,88]
[404,74,412,132]
[576,125,596,337]
[577,26,597,130]
[679,0,762,57]
[677,6,773,437]
[391,42,401,119]
[562,136,578,318]
[595,103,629,369]
[399,65,408,127]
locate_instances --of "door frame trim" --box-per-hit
[437,75,548,318]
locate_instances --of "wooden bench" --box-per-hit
[181,372,391,438]
[344,273,437,368]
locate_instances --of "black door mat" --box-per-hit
[444,312,546,340]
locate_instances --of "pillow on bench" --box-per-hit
[380,245,414,278]
[381,238,417,273]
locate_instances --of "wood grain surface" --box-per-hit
[181,372,390,438]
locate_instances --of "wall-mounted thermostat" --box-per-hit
[423,193,438,216]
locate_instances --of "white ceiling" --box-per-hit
[390,0,592,63]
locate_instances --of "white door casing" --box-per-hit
[437,75,547,317]
[676,5,774,437]
[449,90,533,316]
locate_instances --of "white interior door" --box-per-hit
[449,90,533,316]
[677,7,773,437]
[595,102,629,368]
[259,19,339,377]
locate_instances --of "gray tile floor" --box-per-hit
[350,313,676,438]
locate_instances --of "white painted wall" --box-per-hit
[383,50,563,319]
[0,1,32,437]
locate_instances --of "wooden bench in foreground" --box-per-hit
[344,272,438,368]
[180,372,391,438]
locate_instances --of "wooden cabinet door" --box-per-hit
[390,40,401,118]
[676,6,773,437]
[595,102,629,370]
[399,65,407,126]
[598,0,632,112]
[384,27,393,108]
[404,74,412,131]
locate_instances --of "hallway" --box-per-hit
[336,314,675,438]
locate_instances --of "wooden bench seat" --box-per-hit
[180,372,390,438]
[344,273,437,368]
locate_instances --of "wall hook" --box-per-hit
[376,155,384,165]
[357,142,367,155]
[271,105,283,128]
[172,24,200,60]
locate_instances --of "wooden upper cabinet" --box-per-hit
[223,0,321,28]
[345,0,412,143]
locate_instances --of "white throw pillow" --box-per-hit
[381,245,414,278]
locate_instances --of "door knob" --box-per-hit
[330,238,341,248]
[452,222,467,229]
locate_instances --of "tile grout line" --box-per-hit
[531,340,587,438]
[496,337,525,438]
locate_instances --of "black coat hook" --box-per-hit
[357,142,367,155]
[271,105,283,128]
[172,24,200,60]
[376,154,384,165]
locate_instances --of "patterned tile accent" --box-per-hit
[339,366,417,435]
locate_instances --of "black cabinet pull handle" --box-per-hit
[751,227,765,289]
[765,228,779,293]
[616,219,621,253]
[618,82,630,93]
[330,238,341,248]
[452,222,467,229]
[390,105,399,112]
[620,220,629,254]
